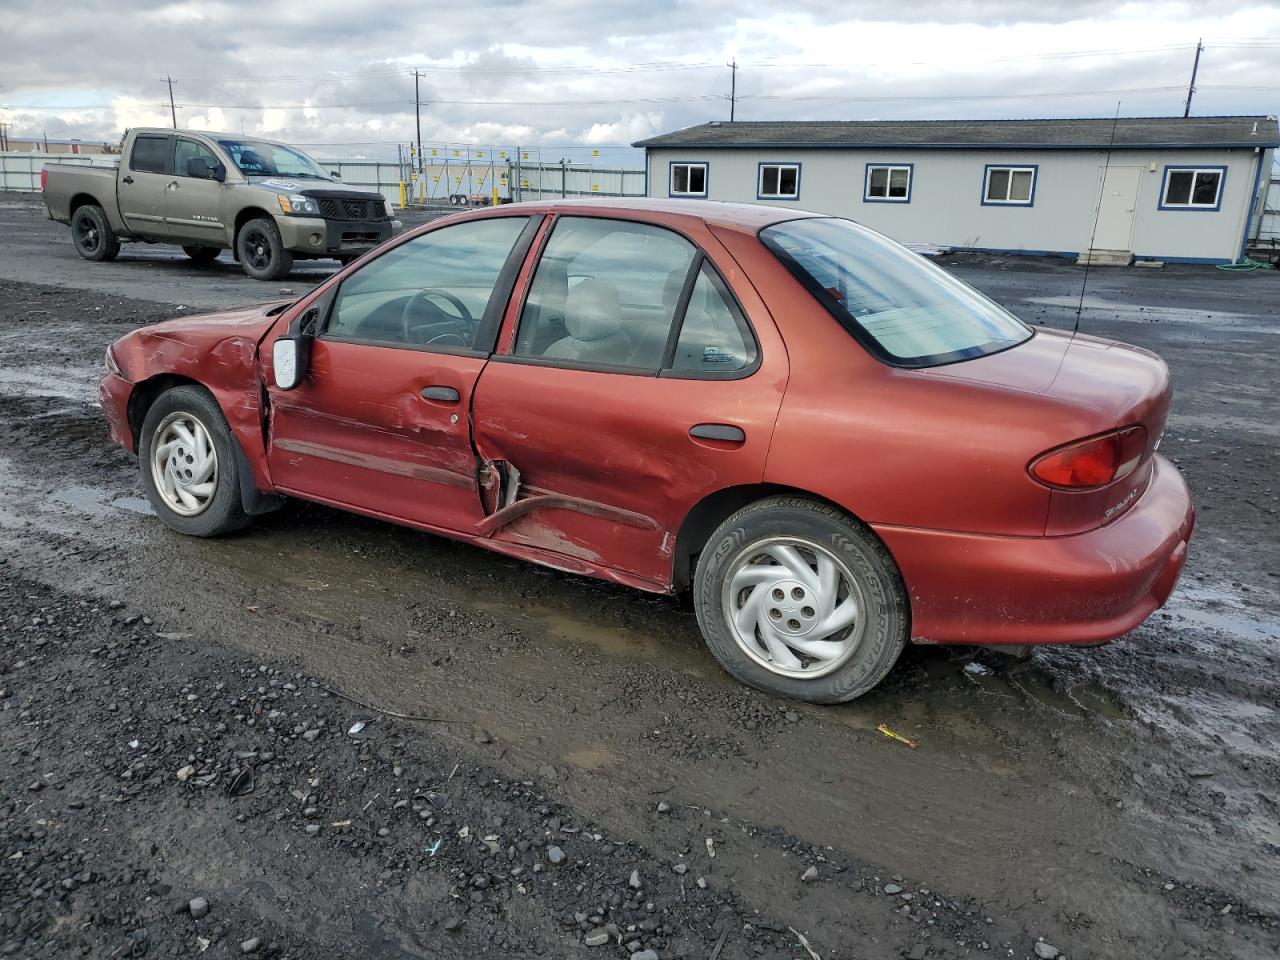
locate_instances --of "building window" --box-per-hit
[1160,166,1225,211]
[669,162,707,198]
[758,163,800,200]
[865,164,913,203]
[982,165,1036,206]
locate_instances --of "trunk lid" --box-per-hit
[926,328,1172,534]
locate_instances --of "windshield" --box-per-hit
[216,139,329,179]
[760,218,1032,367]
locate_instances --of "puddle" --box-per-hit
[0,365,101,403]
[46,485,155,519]
[1163,584,1280,645]
[1025,296,1276,335]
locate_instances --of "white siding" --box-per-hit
[646,145,1270,263]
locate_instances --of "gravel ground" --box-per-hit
[1,192,1278,959]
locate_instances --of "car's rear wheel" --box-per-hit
[138,386,250,537]
[182,245,221,264]
[235,218,293,281]
[693,496,908,703]
[71,205,120,262]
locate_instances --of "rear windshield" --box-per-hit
[760,218,1032,367]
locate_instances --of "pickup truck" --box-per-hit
[42,128,402,280]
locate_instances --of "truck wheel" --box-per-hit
[71,205,120,262]
[138,385,250,537]
[693,496,909,704]
[235,218,293,281]
[182,245,221,264]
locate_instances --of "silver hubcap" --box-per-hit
[150,412,217,517]
[722,537,865,679]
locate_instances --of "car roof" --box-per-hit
[491,197,826,233]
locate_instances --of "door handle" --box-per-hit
[121,176,134,185]
[420,386,460,403]
[689,423,745,443]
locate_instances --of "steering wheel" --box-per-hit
[399,288,475,344]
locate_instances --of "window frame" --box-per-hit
[980,164,1037,207]
[496,214,761,381]
[316,213,543,357]
[757,162,801,201]
[129,134,172,175]
[1158,165,1226,212]
[863,163,914,204]
[668,161,709,198]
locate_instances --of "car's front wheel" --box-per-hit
[693,496,908,703]
[138,386,250,537]
[235,218,293,281]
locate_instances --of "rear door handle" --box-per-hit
[689,423,745,443]
[420,386,460,403]
[121,176,134,185]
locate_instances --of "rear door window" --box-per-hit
[130,135,170,174]
[512,217,696,369]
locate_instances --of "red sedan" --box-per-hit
[99,199,1194,703]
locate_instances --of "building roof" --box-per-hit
[634,116,1280,151]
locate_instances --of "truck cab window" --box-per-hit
[175,139,220,178]
[130,136,169,174]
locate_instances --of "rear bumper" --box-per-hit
[276,216,400,257]
[100,372,136,453]
[874,455,1194,646]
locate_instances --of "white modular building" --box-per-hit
[636,116,1279,264]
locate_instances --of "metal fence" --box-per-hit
[0,151,646,206]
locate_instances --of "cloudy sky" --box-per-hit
[1,1,1278,163]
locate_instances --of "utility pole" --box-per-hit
[166,76,177,128]
[414,70,423,174]
[1183,39,1203,118]
[728,59,737,122]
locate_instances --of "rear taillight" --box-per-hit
[1029,426,1147,490]
[40,169,48,192]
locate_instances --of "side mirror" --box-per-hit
[271,305,322,389]
[329,171,341,180]
[272,338,304,389]
[186,157,225,181]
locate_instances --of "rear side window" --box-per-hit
[669,264,757,374]
[130,136,169,174]
[760,217,1032,367]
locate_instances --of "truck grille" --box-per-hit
[315,197,383,221]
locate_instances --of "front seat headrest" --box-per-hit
[563,278,623,341]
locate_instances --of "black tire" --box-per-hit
[235,217,293,281]
[182,245,221,264]
[693,496,908,704]
[138,385,250,537]
[70,204,120,262]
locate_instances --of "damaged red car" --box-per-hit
[100,199,1194,703]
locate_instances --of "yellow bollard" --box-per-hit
[491,186,499,207]
[398,182,406,209]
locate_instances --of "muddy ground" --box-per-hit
[0,192,1277,960]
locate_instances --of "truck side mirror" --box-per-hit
[186,157,225,181]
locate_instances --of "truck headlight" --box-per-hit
[383,199,394,218]
[276,194,318,215]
